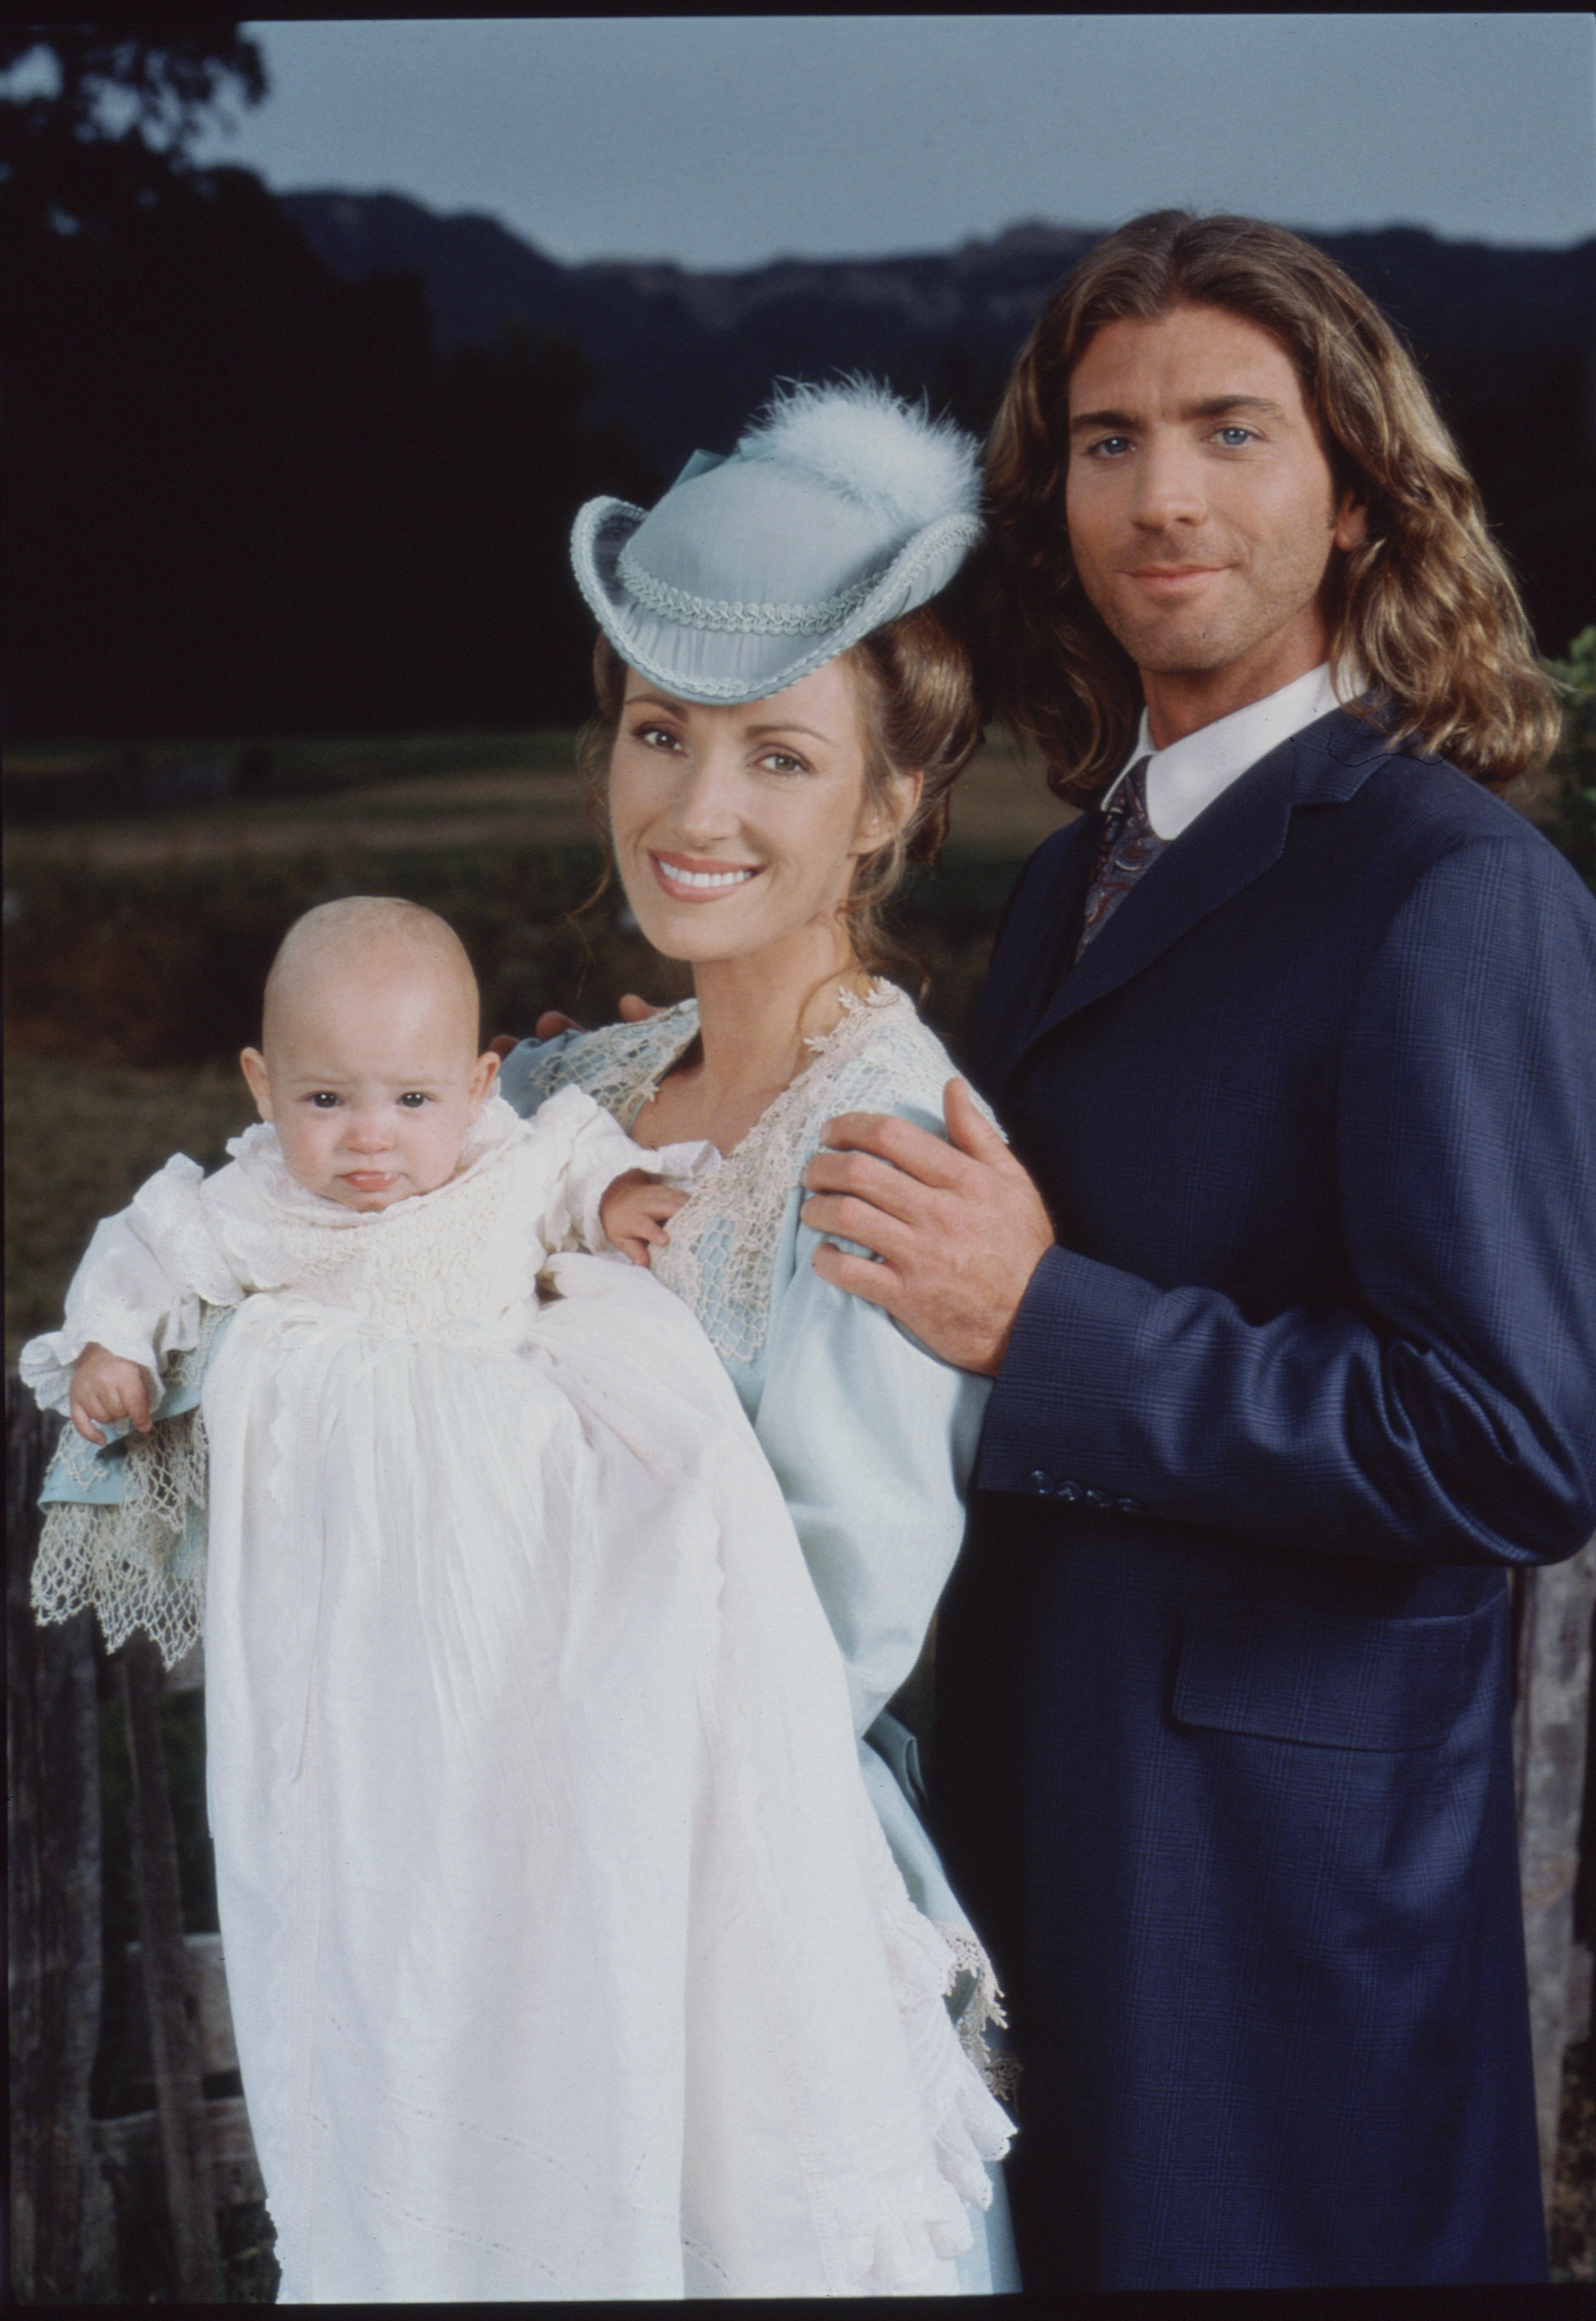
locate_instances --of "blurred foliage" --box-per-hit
[4,727,584,817]
[1545,626,1596,888]
[0,25,266,233]
[1,29,657,743]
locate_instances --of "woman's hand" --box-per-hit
[490,994,668,1056]
[70,1342,155,1444]
[599,1170,688,1267]
[800,1079,1055,1375]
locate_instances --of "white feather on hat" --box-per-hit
[735,377,981,528]
[569,375,984,703]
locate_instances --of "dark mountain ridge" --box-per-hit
[281,190,1596,480]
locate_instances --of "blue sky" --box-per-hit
[187,15,1596,269]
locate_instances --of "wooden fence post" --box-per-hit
[1515,1537,1596,2211]
[7,1377,105,2303]
[116,1631,225,2300]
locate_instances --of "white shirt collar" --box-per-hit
[1110,662,1357,841]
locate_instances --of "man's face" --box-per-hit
[1064,302,1367,721]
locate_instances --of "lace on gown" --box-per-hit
[22,1089,711,1669]
[511,986,1019,2113]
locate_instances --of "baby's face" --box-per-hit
[241,956,497,1211]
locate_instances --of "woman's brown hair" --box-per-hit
[984,209,1562,799]
[577,606,983,985]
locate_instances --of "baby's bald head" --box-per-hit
[260,897,480,1061]
[242,899,500,1208]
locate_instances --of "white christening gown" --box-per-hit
[21,1088,1010,2301]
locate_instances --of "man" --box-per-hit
[799,211,1596,2289]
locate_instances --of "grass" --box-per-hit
[2,723,1068,1358]
[5,1054,264,1364]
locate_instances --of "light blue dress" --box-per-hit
[500,983,1020,2294]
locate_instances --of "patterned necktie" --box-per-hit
[1074,755,1162,960]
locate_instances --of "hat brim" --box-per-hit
[570,497,981,706]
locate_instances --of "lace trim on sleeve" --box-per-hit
[29,1303,229,1668]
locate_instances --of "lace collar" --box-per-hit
[512,981,929,1363]
[601,981,903,1132]
[638,981,909,1363]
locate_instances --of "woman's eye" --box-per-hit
[760,749,809,776]
[632,721,678,750]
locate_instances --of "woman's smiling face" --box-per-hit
[606,659,908,972]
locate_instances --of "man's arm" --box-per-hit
[805,837,1596,1571]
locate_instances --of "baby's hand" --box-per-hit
[70,1343,155,1445]
[600,1169,688,1267]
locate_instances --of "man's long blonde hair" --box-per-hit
[984,210,1562,799]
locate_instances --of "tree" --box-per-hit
[0,25,265,235]
[1,26,659,742]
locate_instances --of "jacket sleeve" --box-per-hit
[976,832,1596,1568]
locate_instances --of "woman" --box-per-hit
[498,378,1021,2293]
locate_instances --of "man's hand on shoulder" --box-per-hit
[800,1079,1055,1375]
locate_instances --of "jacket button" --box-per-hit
[1086,1488,1113,1510]
[1029,1470,1055,1494]
[1116,1496,1144,1516]
[1057,1480,1084,1503]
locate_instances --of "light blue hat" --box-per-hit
[570,379,984,704]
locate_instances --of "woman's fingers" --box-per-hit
[496,998,664,1044]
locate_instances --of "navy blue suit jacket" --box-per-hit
[932,707,1596,2290]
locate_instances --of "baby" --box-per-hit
[24,897,1009,2303]
[65,896,685,1445]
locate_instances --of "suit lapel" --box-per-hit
[971,815,1098,1083]
[989,709,1394,1096]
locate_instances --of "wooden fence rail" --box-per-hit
[7,1373,1595,2299]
